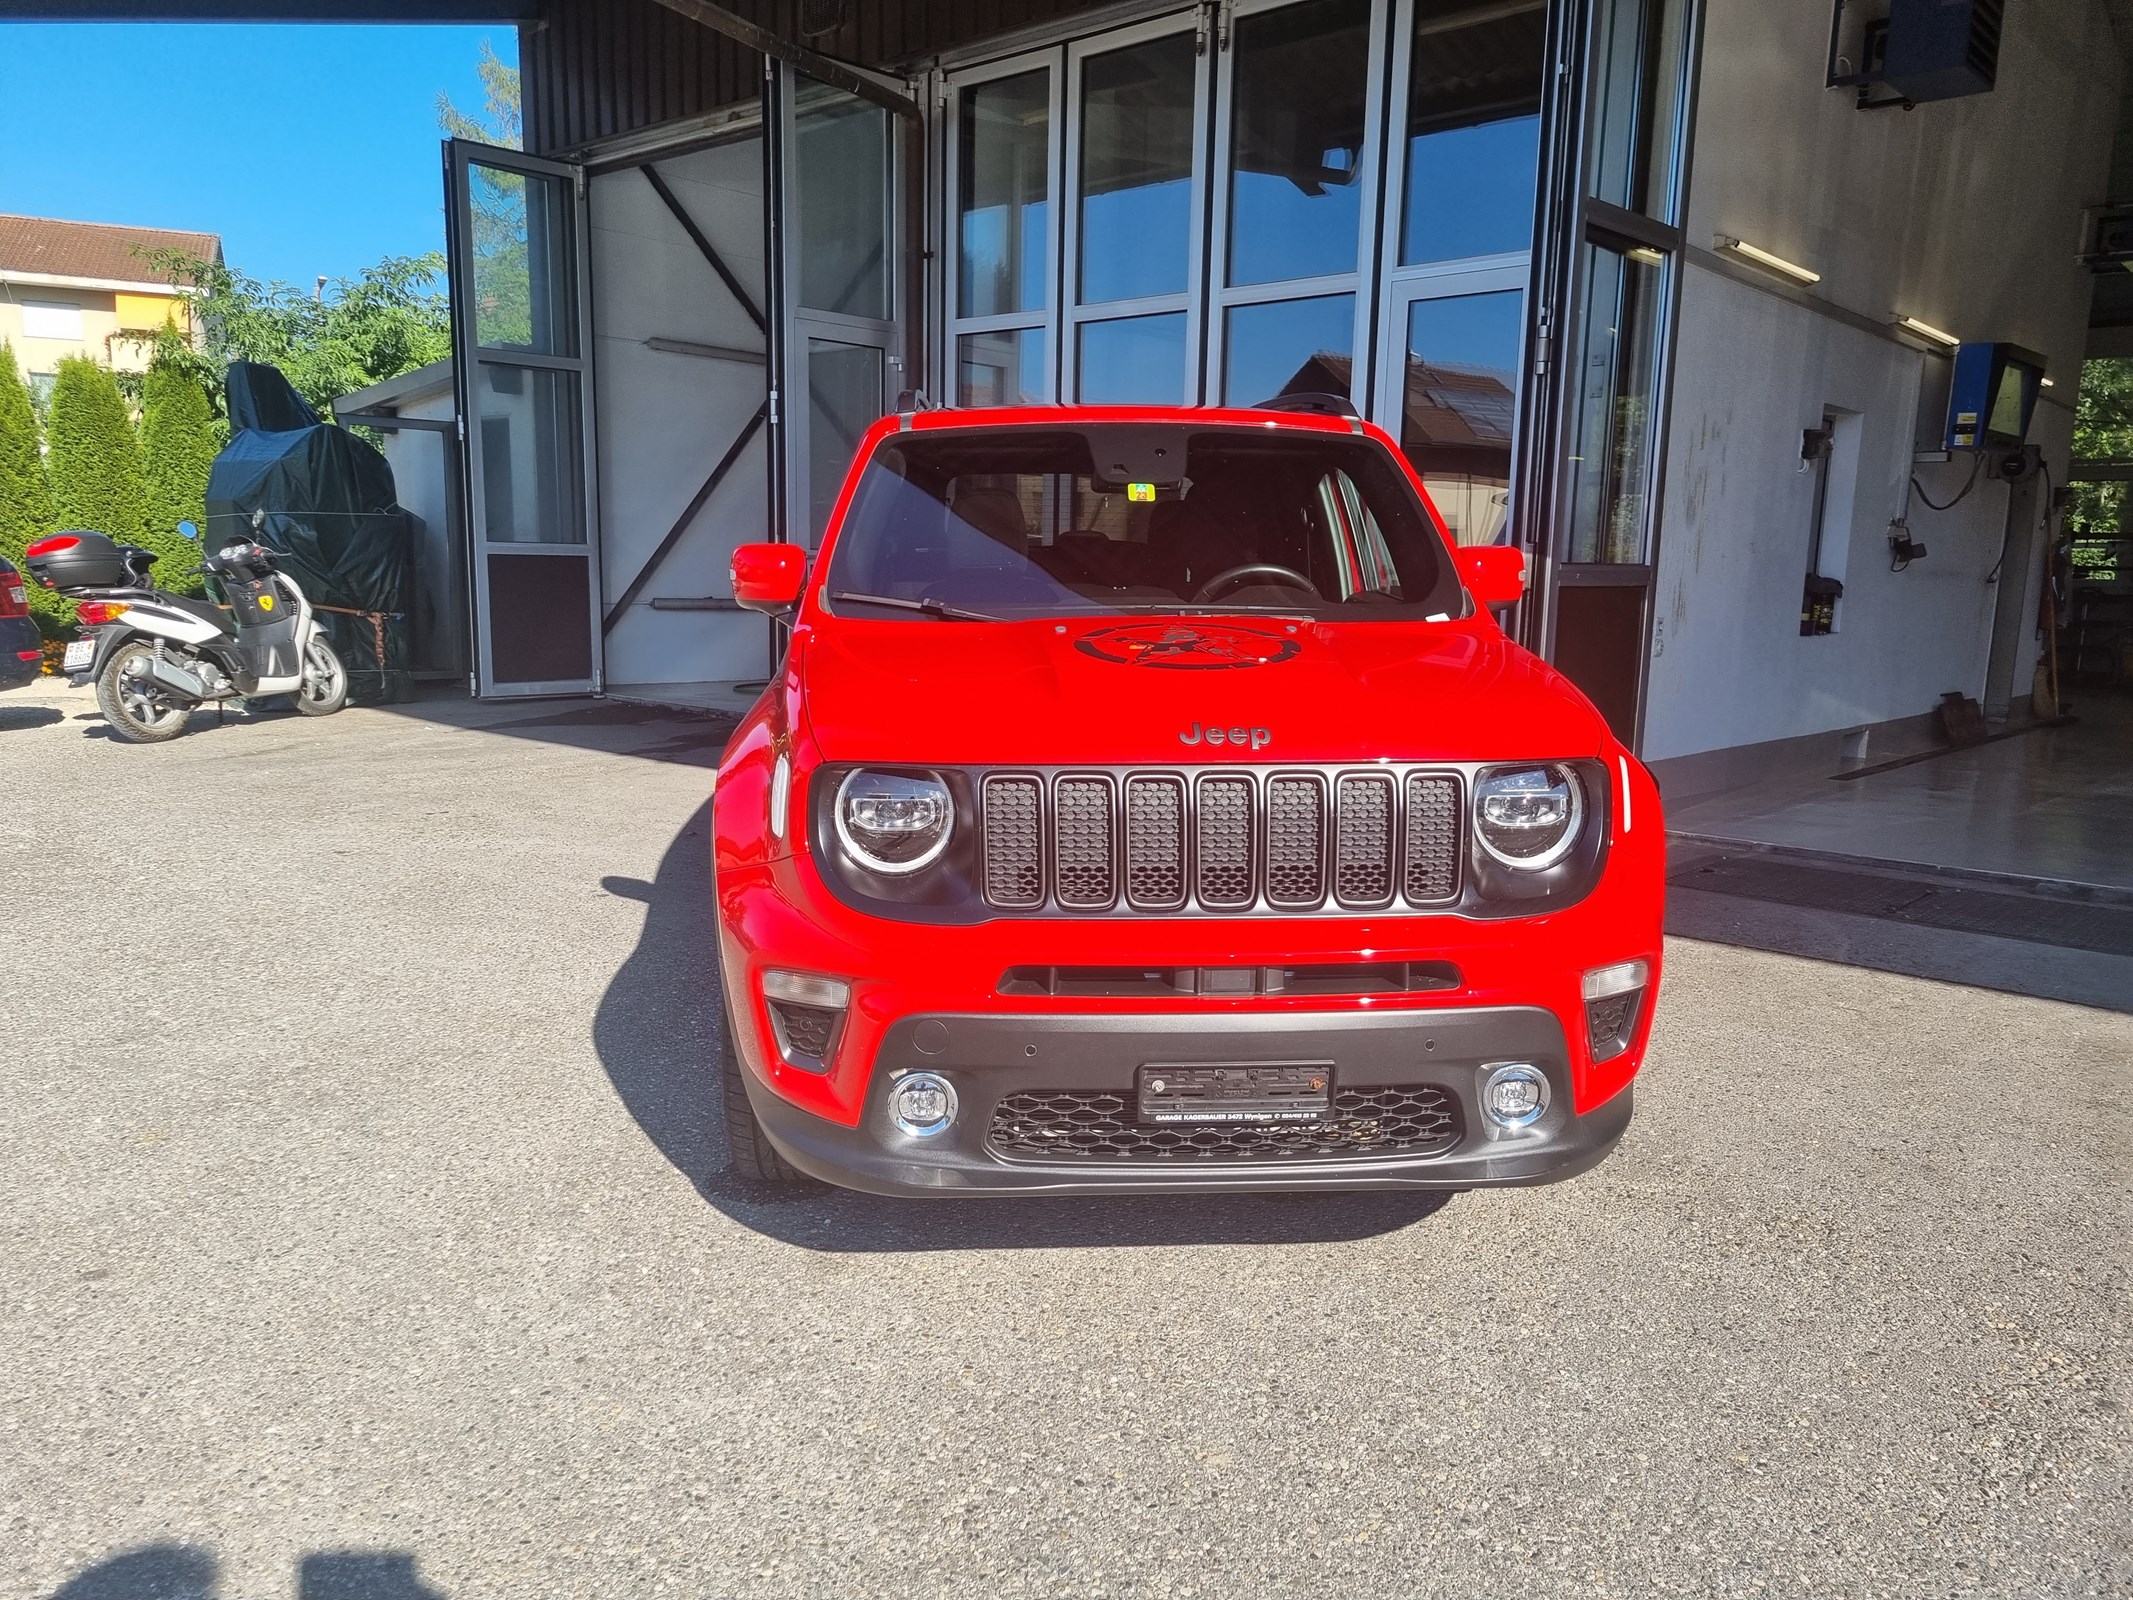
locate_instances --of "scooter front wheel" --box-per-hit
[296,635,348,717]
[95,642,192,744]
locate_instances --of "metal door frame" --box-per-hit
[445,136,604,698]
[1203,0,1392,411]
[772,62,905,546]
[1059,9,1214,405]
[1519,0,1705,752]
[938,44,1067,406]
[1374,257,1532,552]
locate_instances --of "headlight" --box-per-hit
[1473,764,1583,869]
[834,768,953,874]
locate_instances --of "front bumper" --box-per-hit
[740,1004,1633,1196]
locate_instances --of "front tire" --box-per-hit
[722,997,810,1184]
[296,634,348,717]
[95,642,192,743]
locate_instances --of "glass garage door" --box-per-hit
[446,138,602,697]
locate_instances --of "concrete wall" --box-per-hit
[1644,0,2121,764]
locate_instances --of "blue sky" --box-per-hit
[0,24,514,287]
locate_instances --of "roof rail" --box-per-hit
[1251,390,1361,420]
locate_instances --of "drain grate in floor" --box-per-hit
[1671,855,2133,959]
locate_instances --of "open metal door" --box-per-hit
[771,65,905,548]
[446,138,602,697]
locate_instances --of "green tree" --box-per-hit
[47,356,148,555]
[137,249,452,419]
[2067,357,2133,578]
[0,340,70,638]
[139,358,218,596]
[436,38,521,148]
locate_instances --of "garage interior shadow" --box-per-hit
[593,802,1453,1251]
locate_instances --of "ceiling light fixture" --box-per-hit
[1714,234,1820,285]
[1894,315,1961,348]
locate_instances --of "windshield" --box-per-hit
[821,424,1465,620]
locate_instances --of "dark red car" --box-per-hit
[0,558,43,691]
[713,403,1664,1195]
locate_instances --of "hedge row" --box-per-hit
[0,341,217,639]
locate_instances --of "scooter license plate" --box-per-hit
[62,640,93,671]
[1137,1062,1333,1124]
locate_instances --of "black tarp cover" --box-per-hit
[205,362,413,702]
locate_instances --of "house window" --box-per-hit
[22,300,84,341]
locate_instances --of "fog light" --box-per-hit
[1481,1063,1550,1129]
[888,1072,958,1138]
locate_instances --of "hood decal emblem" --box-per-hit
[1074,621,1299,670]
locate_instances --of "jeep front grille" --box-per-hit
[977,767,1464,914]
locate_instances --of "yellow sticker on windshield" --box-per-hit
[1127,482,1156,503]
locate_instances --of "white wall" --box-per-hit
[589,135,773,688]
[369,376,465,679]
[1644,0,2120,762]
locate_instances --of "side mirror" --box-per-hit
[178,520,199,541]
[731,543,807,616]
[1457,544,1525,610]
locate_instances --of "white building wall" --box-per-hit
[1644,0,2120,764]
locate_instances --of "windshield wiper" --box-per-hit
[829,590,1004,622]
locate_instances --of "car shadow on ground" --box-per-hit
[50,1544,444,1599]
[592,804,1454,1252]
[0,702,64,730]
[376,687,734,768]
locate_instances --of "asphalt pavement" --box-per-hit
[2,680,2128,1600]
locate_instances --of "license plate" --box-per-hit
[62,640,93,671]
[1137,1062,1333,1124]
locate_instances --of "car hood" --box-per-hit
[797,613,1612,765]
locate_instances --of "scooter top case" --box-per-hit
[23,531,157,592]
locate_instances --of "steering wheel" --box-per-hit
[1191,563,1320,603]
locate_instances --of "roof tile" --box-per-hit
[0,214,222,287]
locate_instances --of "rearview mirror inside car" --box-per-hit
[731,543,808,616]
[1457,545,1525,609]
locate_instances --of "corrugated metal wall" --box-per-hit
[525,0,1111,153]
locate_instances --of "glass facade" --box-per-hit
[1077,34,1198,305]
[1225,0,1371,287]
[1400,2,1545,265]
[958,70,1050,319]
[795,90,892,320]
[922,0,1697,739]
[1562,243,1663,565]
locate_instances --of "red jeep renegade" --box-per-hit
[713,402,1664,1195]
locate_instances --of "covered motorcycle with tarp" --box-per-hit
[204,362,413,704]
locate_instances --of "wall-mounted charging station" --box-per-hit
[1944,342,2046,453]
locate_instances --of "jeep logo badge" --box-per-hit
[1181,723,1271,750]
[1074,620,1300,670]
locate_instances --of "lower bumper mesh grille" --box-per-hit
[987,1085,1461,1163]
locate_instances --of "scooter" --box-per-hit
[24,516,348,744]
